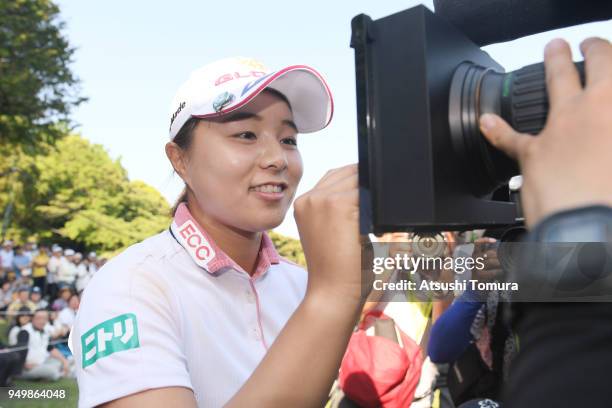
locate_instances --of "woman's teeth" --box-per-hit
[252,185,283,193]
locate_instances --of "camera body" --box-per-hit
[352,6,518,235]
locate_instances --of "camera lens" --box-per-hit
[449,61,585,197]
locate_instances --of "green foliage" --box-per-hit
[0,0,84,150]
[0,135,170,254]
[0,0,307,269]
[269,230,306,267]
[0,0,162,256]
[0,318,7,345]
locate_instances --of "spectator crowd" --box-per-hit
[0,239,107,386]
[0,233,507,407]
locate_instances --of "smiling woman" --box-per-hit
[170,87,297,215]
[167,89,304,241]
[69,57,368,408]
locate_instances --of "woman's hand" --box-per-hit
[294,163,368,305]
[226,163,368,407]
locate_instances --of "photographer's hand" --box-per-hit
[479,37,612,228]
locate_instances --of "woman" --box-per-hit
[1,305,29,387]
[75,253,92,294]
[0,280,14,313]
[57,293,79,330]
[71,57,365,407]
[7,306,32,346]
[31,244,50,295]
[428,237,513,406]
[51,285,72,311]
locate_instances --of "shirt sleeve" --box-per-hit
[505,302,612,407]
[8,327,18,346]
[505,207,612,407]
[57,309,70,327]
[72,262,192,408]
[16,329,29,347]
[427,288,484,364]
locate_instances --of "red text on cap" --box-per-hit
[215,71,267,87]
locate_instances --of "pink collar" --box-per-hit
[170,202,280,278]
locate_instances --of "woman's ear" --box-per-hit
[165,142,190,184]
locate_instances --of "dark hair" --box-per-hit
[16,306,32,326]
[5,308,31,338]
[170,116,201,216]
[18,306,32,315]
[169,88,292,216]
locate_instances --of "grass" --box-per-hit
[1,379,78,408]
[0,319,78,408]
[0,319,8,345]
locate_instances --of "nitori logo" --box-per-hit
[81,313,140,368]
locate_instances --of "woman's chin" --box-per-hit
[256,218,284,232]
[246,213,286,233]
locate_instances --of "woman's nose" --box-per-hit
[259,136,288,171]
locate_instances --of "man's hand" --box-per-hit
[472,237,503,282]
[479,37,612,227]
[50,347,69,372]
[62,360,70,376]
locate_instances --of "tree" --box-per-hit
[0,0,84,151]
[0,135,306,262]
[269,230,306,267]
[0,135,170,254]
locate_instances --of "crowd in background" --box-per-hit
[0,239,107,386]
[0,233,507,407]
[0,232,511,408]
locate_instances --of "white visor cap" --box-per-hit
[168,57,333,139]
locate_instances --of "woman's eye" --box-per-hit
[281,137,298,146]
[235,131,256,140]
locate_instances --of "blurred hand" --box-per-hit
[480,37,612,227]
[472,237,503,282]
[294,164,369,305]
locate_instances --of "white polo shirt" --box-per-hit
[22,322,51,366]
[70,203,307,407]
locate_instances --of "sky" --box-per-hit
[55,0,611,238]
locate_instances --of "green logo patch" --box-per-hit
[81,313,140,368]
